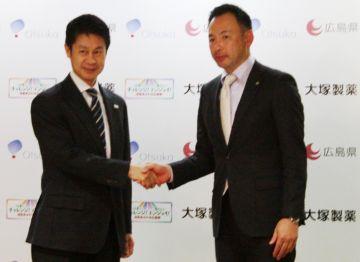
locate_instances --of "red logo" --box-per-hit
[306,19,322,36]
[185,20,201,36]
[306,143,320,160]
[183,142,195,157]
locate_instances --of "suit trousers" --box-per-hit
[215,192,295,262]
[31,215,120,262]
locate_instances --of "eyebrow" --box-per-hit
[220,30,231,34]
[77,45,104,50]
[209,30,231,37]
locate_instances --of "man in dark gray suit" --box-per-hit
[27,14,151,261]
[143,4,307,262]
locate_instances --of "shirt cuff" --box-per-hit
[167,164,174,183]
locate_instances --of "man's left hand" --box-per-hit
[121,234,134,258]
[269,218,298,261]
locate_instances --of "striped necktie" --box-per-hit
[86,88,106,151]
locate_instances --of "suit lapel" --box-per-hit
[212,76,228,150]
[100,86,121,158]
[228,62,263,147]
[61,75,105,155]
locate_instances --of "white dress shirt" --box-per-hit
[70,71,112,158]
[220,56,255,125]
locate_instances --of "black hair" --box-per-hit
[208,4,252,30]
[65,14,110,50]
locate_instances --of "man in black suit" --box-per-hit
[27,14,151,261]
[143,4,307,261]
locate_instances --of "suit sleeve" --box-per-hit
[121,102,132,233]
[272,74,307,222]
[31,93,131,189]
[169,86,215,189]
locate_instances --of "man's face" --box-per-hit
[209,12,253,73]
[65,33,107,86]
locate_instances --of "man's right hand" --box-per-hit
[141,163,172,188]
[128,165,157,189]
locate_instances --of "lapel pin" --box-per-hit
[255,81,260,86]
[114,104,119,109]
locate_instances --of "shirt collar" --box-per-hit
[70,71,100,94]
[221,56,255,84]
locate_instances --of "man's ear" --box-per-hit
[65,44,71,58]
[244,29,254,48]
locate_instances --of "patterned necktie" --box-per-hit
[220,74,237,195]
[86,88,106,151]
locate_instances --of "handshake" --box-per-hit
[128,163,172,189]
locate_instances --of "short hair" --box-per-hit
[65,14,110,50]
[208,4,252,30]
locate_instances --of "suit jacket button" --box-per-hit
[226,154,230,160]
